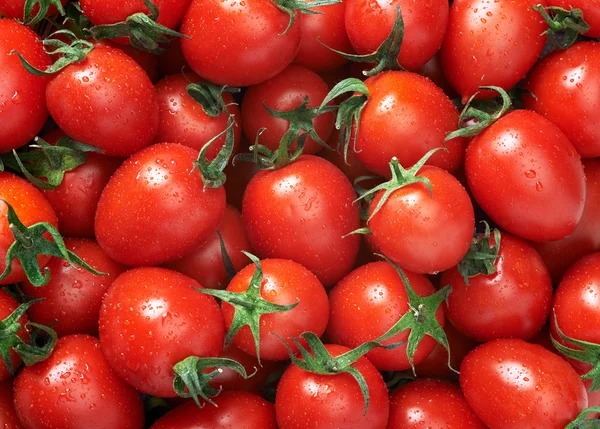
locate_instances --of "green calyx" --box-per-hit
[565,407,600,429]
[0,200,106,287]
[193,116,236,189]
[196,252,299,364]
[186,81,241,118]
[273,0,342,35]
[22,0,65,25]
[444,86,513,141]
[173,356,252,407]
[0,299,57,375]
[217,231,237,287]
[533,5,589,50]
[457,222,502,286]
[85,0,189,55]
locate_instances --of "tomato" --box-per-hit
[354,72,467,177]
[0,379,20,429]
[547,0,600,38]
[0,19,50,153]
[388,379,486,429]
[275,344,389,429]
[326,261,445,371]
[369,165,474,274]
[344,0,449,71]
[181,0,301,87]
[46,44,159,157]
[155,73,241,158]
[242,155,360,287]
[102,41,160,83]
[14,335,144,429]
[95,143,226,267]
[523,42,600,158]
[460,339,587,429]
[224,149,261,210]
[22,238,125,337]
[0,290,29,382]
[419,53,457,99]
[158,38,188,76]
[99,267,224,397]
[0,0,68,21]
[465,110,586,242]
[151,391,277,429]
[441,0,546,102]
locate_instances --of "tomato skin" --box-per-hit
[0,290,29,382]
[95,143,226,267]
[46,44,159,157]
[355,72,467,177]
[523,42,600,158]
[441,0,546,102]
[102,41,160,83]
[275,344,389,429]
[181,0,301,87]
[369,165,474,274]
[14,335,144,429]
[151,391,277,429]
[0,19,50,153]
[547,0,600,37]
[326,262,444,371]
[443,233,552,342]
[0,379,21,428]
[242,65,334,155]
[460,339,587,429]
[465,110,586,242]
[344,0,448,71]
[22,239,125,337]
[242,155,360,287]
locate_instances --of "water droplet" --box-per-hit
[535,181,543,191]
[524,170,536,178]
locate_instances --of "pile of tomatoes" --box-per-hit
[1,0,600,427]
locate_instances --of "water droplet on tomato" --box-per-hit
[524,170,536,178]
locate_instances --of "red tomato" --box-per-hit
[181,0,301,86]
[242,155,360,287]
[326,261,445,371]
[523,42,600,158]
[319,132,376,185]
[158,38,188,76]
[0,290,29,382]
[388,379,487,429]
[344,0,449,71]
[460,339,587,429]
[102,41,160,83]
[0,0,68,21]
[151,391,277,429]
[46,44,159,157]
[547,0,600,37]
[419,53,458,98]
[95,143,226,266]
[465,110,586,242]
[22,238,125,337]
[223,149,261,210]
[0,19,50,153]
[441,0,546,101]
[0,379,21,428]
[275,344,389,429]
[99,267,224,397]
[14,335,144,429]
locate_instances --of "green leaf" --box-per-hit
[186,81,240,118]
[192,116,236,189]
[457,222,502,286]
[216,231,236,286]
[565,407,600,429]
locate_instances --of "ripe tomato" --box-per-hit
[344,0,449,71]
[319,130,376,185]
[14,335,144,429]
[523,42,600,158]
[465,110,586,242]
[419,53,457,98]
[0,290,29,382]
[441,0,546,101]
[0,379,20,428]
[158,38,188,76]
[181,0,301,86]
[0,0,68,21]
[223,149,261,210]
[99,267,224,397]
[95,143,226,267]
[101,40,160,83]
[547,0,600,37]
[388,379,486,429]
[22,238,125,337]
[275,344,389,429]
[460,339,587,429]
[0,19,50,153]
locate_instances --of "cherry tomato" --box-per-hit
[547,0,600,37]
[0,378,20,429]
[0,290,29,382]
[101,40,160,83]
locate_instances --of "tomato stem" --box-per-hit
[457,222,502,286]
[274,0,342,35]
[532,5,590,50]
[193,117,236,189]
[22,0,65,25]
[186,80,241,118]
[565,406,600,428]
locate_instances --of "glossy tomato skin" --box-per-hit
[441,0,546,101]
[14,335,144,429]
[155,74,241,158]
[443,233,552,342]
[275,344,389,429]
[242,155,360,287]
[46,44,159,157]
[0,172,57,284]
[326,262,445,371]
[151,391,277,429]
[547,0,600,37]
[460,339,587,429]
[465,110,586,242]
[222,258,329,361]
[181,0,301,87]
[0,290,29,382]
[0,19,50,153]
[369,165,474,274]
[99,267,224,397]
[22,239,125,337]
[95,143,226,266]
[101,40,160,83]
[345,0,448,71]
[388,379,486,429]
[0,379,21,428]
[523,42,600,158]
